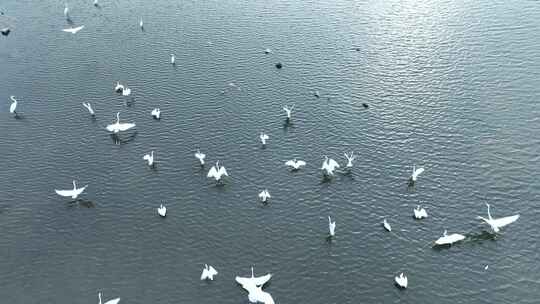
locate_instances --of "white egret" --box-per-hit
[282,105,294,120]
[157,204,166,217]
[285,159,306,170]
[143,151,154,166]
[62,25,84,34]
[98,292,120,304]
[55,180,87,199]
[321,155,340,176]
[328,216,336,237]
[410,165,424,182]
[477,203,519,233]
[258,189,271,203]
[194,149,205,166]
[394,273,407,288]
[64,3,69,19]
[151,108,160,119]
[235,267,274,304]
[383,219,391,232]
[434,230,465,245]
[139,18,143,28]
[413,205,428,219]
[343,152,355,168]
[82,102,95,116]
[106,112,136,133]
[9,95,17,115]
[170,54,175,65]
[259,133,269,145]
[114,82,124,93]
[122,86,131,96]
[207,161,228,182]
[201,264,218,280]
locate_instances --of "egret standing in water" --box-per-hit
[207,161,228,182]
[477,203,519,233]
[201,264,218,280]
[383,219,392,232]
[321,155,340,176]
[410,165,424,183]
[9,95,17,116]
[434,230,465,246]
[170,54,175,65]
[157,204,166,217]
[343,152,355,168]
[82,102,95,116]
[258,189,271,203]
[413,205,428,219]
[55,180,87,199]
[151,108,160,119]
[328,216,336,237]
[143,151,154,166]
[285,159,306,171]
[195,149,206,166]
[282,105,294,121]
[106,112,136,133]
[98,292,120,304]
[260,132,269,145]
[394,273,408,288]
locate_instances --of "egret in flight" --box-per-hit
[9,95,17,116]
[143,151,154,166]
[235,267,274,304]
[477,203,519,233]
[434,230,465,246]
[413,205,428,219]
[383,219,392,232]
[321,156,340,176]
[55,180,87,199]
[195,149,205,166]
[157,204,166,217]
[285,159,306,170]
[328,216,336,237]
[82,102,95,116]
[207,161,228,182]
[170,54,175,65]
[151,108,160,119]
[62,25,84,34]
[201,264,218,280]
[98,292,120,304]
[106,112,136,133]
[410,165,424,183]
[282,105,294,120]
[343,152,355,168]
[260,133,269,145]
[394,273,408,288]
[258,189,271,203]
[114,82,124,93]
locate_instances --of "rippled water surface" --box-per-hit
[1,0,540,303]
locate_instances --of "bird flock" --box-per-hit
[3,1,523,303]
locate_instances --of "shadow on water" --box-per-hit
[66,199,95,208]
[110,131,138,145]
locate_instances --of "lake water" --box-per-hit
[1,0,539,303]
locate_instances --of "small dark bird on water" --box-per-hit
[1,28,10,36]
[362,103,369,109]
[275,62,282,69]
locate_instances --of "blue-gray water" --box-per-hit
[1,0,539,303]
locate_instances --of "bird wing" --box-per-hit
[104,298,120,304]
[258,191,265,198]
[285,160,295,167]
[328,159,340,170]
[200,268,209,280]
[492,214,519,228]
[106,124,117,132]
[252,273,272,286]
[117,123,135,131]
[207,166,218,178]
[218,167,228,177]
[10,102,16,113]
[55,189,74,197]
[143,154,150,161]
[195,152,205,160]
[413,167,425,178]
[296,160,306,167]
[208,266,218,276]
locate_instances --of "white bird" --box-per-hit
[114,82,124,93]
[62,25,84,34]
[98,292,120,304]
[201,264,218,280]
[9,95,17,115]
[383,219,391,232]
[235,267,274,304]
[143,151,154,166]
[64,3,69,19]
[328,216,336,237]
[285,159,306,170]
[258,189,271,203]
[282,105,294,120]
[207,161,228,182]
[394,273,408,288]
[106,112,136,133]
[413,205,428,219]
[122,86,131,96]
[139,18,143,28]
[410,165,424,182]
[476,203,519,233]
[170,54,175,65]
[157,204,166,217]
[259,133,269,145]
[82,102,95,116]
[434,230,465,245]
[194,149,206,166]
[55,180,87,199]
[321,155,340,176]
[343,152,355,168]
[151,108,160,119]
